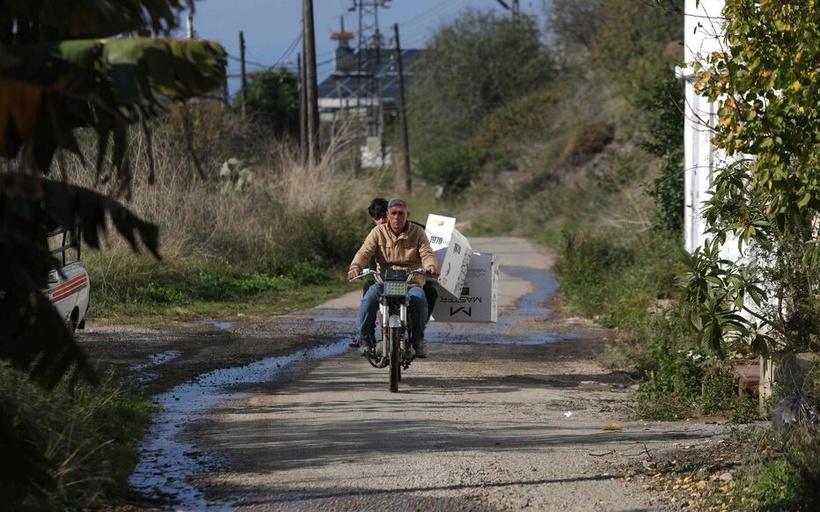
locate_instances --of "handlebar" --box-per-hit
[349,267,431,284]
[349,268,382,283]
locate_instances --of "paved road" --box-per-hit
[151,237,724,511]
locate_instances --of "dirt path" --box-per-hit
[84,238,729,511]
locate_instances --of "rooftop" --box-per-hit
[317,48,422,103]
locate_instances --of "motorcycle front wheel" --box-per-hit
[389,326,401,392]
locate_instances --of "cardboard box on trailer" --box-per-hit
[425,214,472,298]
[431,252,498,323]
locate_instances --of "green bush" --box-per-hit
[84,197,366,317]
[286,259,335,286]
[629,303,750,421]
[556,230,680,331]
[407,10,556,168]
[719,426,819,510]
[636,347,747,421]
[726,396,760,424]
[87,256,296,316]
[473,88,559,148]
[744,458,802,508]
[639,77,685,233]
[699,359,738,415]
[0,366,151,510]
[636,347,702,420]
[417,144,489,197]
[779,428,820,507]
[556,231,634,322]
[554,227,753,421]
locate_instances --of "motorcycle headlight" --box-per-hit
[384,281,406,297]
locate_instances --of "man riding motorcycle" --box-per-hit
[347,198,439,358]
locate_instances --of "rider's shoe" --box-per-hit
[404,344,415,360]
[358,335,375,356]
[414,339,428,359]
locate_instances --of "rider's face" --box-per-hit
[387,207,408,232]
[373,214,387,225]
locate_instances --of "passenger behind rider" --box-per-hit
[363,198,390,278]
[348,198,390,349]
[348,198,439,358]
[361,197,439,317]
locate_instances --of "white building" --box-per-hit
[317,33,422,168]
[678,0,741,260]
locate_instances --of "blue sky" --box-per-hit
[187,0,531,95]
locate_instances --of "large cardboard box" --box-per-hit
[425,214,472,298]
[432,252,498,322]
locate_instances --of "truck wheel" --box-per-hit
[70,308,79,335]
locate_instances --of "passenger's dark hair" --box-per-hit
[368,197,388,219]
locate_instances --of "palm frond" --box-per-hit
[0,0,195,41]
[0,37,226,189]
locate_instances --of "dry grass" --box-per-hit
[59,108,382,270]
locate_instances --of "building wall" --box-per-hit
[681,0,728,254]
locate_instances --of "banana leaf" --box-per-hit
[0,37,226,181]
[0,0,192,41]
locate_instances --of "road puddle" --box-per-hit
[129,350,182,383]
[129,340,349,510]
[428,267,564,345]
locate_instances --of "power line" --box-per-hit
[400,0,465,28]
[274,33,303,67]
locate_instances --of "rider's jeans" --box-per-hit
[358,284,428,343]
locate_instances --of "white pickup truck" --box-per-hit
[45,226,90,334]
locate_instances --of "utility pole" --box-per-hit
[298,53,307,164]
[302,0,320,164]
[496,0,520,16]
[394,23,411,192]
[239,31,248,120]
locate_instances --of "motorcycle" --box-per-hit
[350,267,430,392]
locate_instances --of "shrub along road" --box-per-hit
[83,238,729,511]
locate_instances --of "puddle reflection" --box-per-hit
[129,340,348,510]
[428,267,560,345]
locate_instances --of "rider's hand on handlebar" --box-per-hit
[426,265,440,277]
[348,267,360,280]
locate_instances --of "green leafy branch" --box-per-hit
[680,237,773,356]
